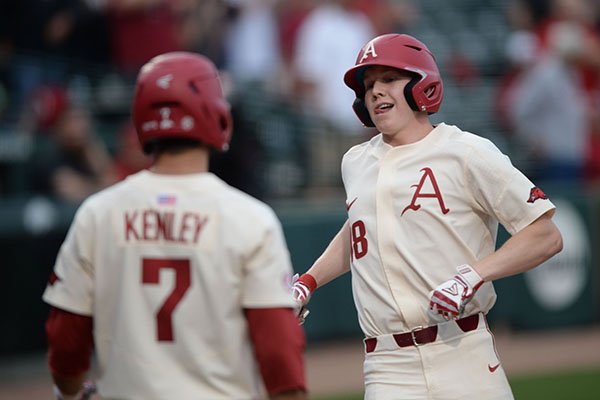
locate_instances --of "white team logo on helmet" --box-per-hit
[159,107,174,129]
[359,40,378,63]
[181,116,194,131]
[156,74,173,89]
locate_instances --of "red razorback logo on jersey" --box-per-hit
[527,187,548,203]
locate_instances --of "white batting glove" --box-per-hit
[429,265,484,320]
[291,273,317,325]
[291,273,312,305]
[53,381,97,400]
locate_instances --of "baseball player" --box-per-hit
[43,52,307,400]
[292,33,563,399]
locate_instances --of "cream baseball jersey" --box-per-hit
[342,123,555,338]
[43,171,296,400]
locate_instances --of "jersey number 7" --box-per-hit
[142,258,191,342]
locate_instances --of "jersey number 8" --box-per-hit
[351,220,368,260]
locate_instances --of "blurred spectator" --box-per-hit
[96,0,182,76]
[223,0,283,86]
[175,0,230,67]
[29,100,116,203]
[292,0,375,188]
[20,85,71,136]
[353,0,416,35]
[112,120,151,181]
[276,0,315,66]
[495,0,549,133]
[210,97,267,200]
[507,12,596,182]
[1,0,103,123]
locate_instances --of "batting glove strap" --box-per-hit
[291,273,317,306]
[456,264,484,293]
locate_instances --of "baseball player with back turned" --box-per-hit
[43,52,307,400]
[292,33,563,399]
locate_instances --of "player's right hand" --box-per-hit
[291,273,313,306]
[428,264,484,320]
[291,273,317,325]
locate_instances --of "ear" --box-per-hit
[352,97,375,127]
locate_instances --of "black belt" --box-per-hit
[365,313,481,353]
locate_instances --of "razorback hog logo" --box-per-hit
[527,187,548,203]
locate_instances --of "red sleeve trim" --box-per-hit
[46,307,94,378]
[245,308,306,395]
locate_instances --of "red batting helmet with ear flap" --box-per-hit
[133,52,233,153]
[343,33,443,127]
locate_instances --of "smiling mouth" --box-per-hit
[374,103,393,115]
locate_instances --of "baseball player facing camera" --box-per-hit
[43,52,306,400]
[293,33,563,399]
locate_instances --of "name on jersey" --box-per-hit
[124,209,208,244]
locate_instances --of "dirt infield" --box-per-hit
[1,325,600,399]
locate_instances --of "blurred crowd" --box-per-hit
[497,0,600,185]
[0,0,599,203]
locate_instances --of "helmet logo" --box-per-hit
[181,116,194,131]
[142,120,158,132]
[359,40,378,63]
[159,107,175,130]
[156,74,173,89]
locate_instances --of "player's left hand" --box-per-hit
[429,265,484,320]
[53,380,97,400]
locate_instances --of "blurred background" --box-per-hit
[0,0,599,398]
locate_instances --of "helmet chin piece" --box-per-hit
[352,98,375,127]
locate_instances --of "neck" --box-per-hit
[384,113,435,147]
[150,147,210,175]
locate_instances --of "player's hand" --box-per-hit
[53,380,97,400]
[291,273,317,325]
[291,273,312,305]
[429,265,484,320]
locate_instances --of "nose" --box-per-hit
[370,80,386,100]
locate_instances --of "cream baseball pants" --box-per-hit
[363,313,514,400]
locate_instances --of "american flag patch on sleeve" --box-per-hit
[157,194,177,205]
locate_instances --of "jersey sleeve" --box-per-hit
[240,209,296,309]
[465,139,555,235]
[42,202,96,316]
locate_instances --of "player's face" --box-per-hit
[363,66,417,141]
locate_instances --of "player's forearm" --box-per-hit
[474,212,562,282]
[305,220,351,287]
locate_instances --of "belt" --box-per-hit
[364,313,481,353]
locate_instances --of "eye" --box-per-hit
[383,74,401,83]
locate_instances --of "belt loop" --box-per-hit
[365,337,377,353]
[456,313,481,333]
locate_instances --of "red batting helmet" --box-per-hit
[133,52,232,153]
[343,33,443,127]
